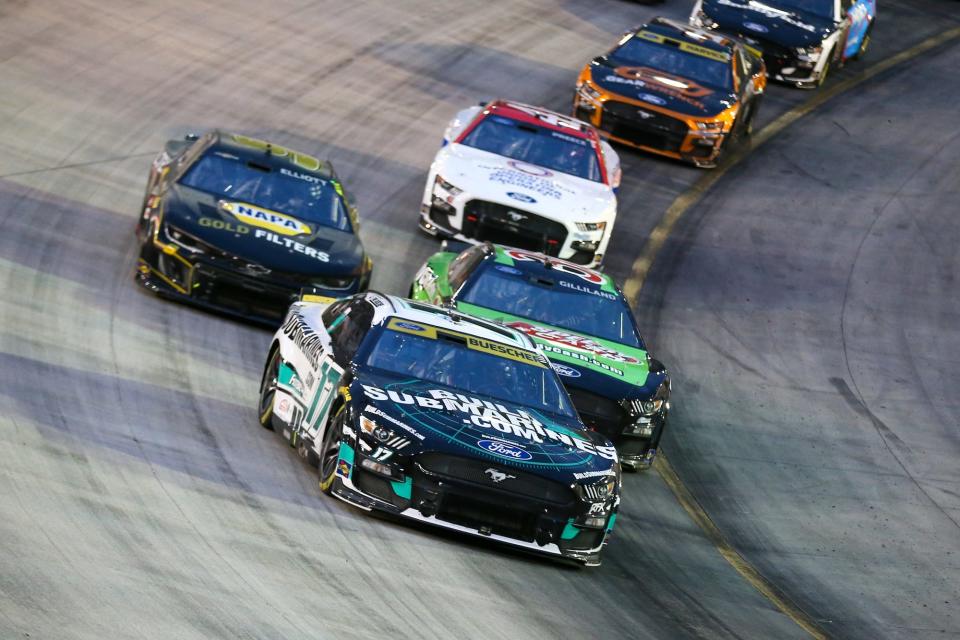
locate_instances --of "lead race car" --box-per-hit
[690,0,876,88]
[258,292,621,566]
[419,99,621,268]
[411,243,671,471]
[135,130,372,325]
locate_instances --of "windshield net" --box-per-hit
[460,115,602,182]
[179,150,352,232]
[460,264,643,348]
[364,327,576,418]
[612,37,733,91]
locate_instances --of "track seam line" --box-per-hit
[625,25,960,640]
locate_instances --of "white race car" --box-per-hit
[419,100,621,268]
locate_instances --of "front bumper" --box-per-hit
[135,239,364,326]
[332,448,614,566]
[574,93,727,169]
[419,178,610,268]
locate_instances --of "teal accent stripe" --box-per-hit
[561,520,579,540]
[606,513,617,533]
[391,477,412,499]
[340,442,355,465]
[278,362,296,386]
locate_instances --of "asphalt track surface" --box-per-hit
[0,1,957,639]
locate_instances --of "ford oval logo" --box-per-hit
[478,439,533,461]
[640,93,667,106]
[395,321,424,331]
[506,191,537,204]
[551,363,581,378]
[744,21,769,33]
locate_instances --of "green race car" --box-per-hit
[410,242,671,470]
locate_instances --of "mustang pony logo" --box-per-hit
[484,468,516,483]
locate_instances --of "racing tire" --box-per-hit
[258,347,281,431]
[318,405,346,495]
[816,57,831,88]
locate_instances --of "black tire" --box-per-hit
[318,406,346,495]
[816,57,831,88]
[258,347,281,431]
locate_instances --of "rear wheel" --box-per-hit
[258,347,281,430]
[318,406,346,495]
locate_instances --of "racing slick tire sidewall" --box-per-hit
[318,405,346,495]
[258,347,281,431]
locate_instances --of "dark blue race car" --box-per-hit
[135,130,372,324]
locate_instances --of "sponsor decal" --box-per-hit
[640,93,667,106]
[274,393,295,423]
[574,469,614,480]
[507,191,537,204]
[484,467,517,483]
[479,439,533,461]
[280,167,323,183]
[715,0,815,32]
[636,31,732,62]
[612,67,715,112]
[505,248,604,284]
[253,229,330,262]
[558,279,617,299]
[385,317,547,368]
[336,459,352,478]
[230,134,323,172]
[198,217,249,233]
[482,164,571,201]
[550,131,587,146]
[360,385,618,461]
[551,363,581,378]
[494,265,523,276]
[281,309,328,370]
[507,160,552,177]
[222,201,312,237]
[744,21,769,33]
[509,321,640,365]
[394,321,425,332]
[588,502,608,515]
[540,344,625,377]
[364,405,426,440]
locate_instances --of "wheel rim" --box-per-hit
[319,410,343,489]
[258,350,280,425]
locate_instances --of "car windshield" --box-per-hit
[460,264,643,348]
[178,150,352,232]
[612,36,733,91]
[459,115,602,183]
[769,0,834,19]
[363,325,576,418]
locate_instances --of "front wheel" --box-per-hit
[318,406,346,495]
[258,347,281,430]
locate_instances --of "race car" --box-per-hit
[135,130,372,325]
[410,242,670,471]
[258,292,621,566]
[690,0,876,88]
[418,99,621,268]
[573,18,766,168]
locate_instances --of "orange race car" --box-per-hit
[574,18,766,168]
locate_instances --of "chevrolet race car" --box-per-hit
[258,292,622,566]
[135,131,372,325]
[419,99,621,268]
[690,0,876,88]
[411,243,671,471]
[574,18,766,168]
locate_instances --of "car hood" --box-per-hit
[702,0,835,48]
[455,302,655,394]
[590,57,738,118]
[351,370,618,482]
[436,144,617,223]
[163,184,364,274]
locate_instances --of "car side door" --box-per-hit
[299,297,376,442]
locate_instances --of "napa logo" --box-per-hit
[221,201,312,237]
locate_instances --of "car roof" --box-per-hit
[483,245,622,296]
[636,17,738,55]
[210,130,336,180]
[483,100,598,141]
[363,292,541,351]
